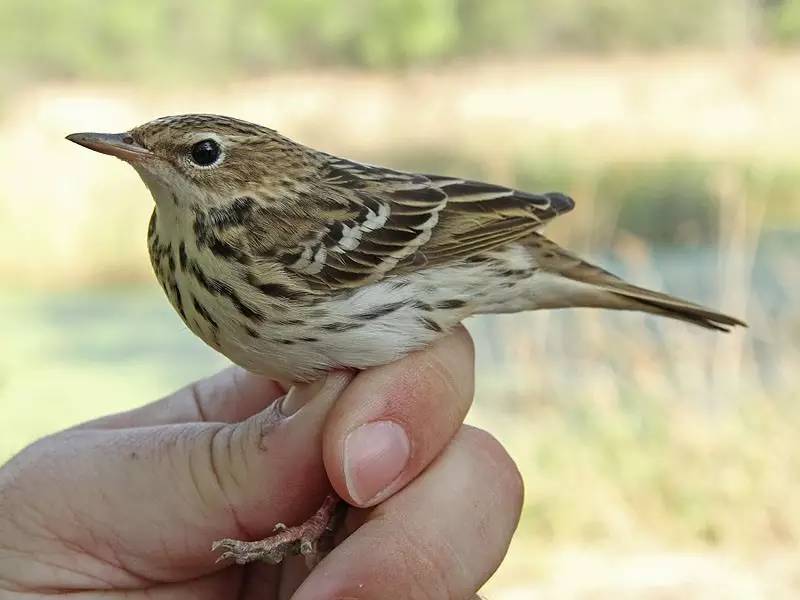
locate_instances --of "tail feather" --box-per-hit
[601,280,746,332]
[528,234,747,332]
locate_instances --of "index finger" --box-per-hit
[323,326,475,507]
[74,366,286,429]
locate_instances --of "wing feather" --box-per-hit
[279,158,574,289]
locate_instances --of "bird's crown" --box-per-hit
[69,114,317,206]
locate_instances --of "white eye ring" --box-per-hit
[188,137,224,169]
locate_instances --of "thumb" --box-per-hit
[10,370,352,582]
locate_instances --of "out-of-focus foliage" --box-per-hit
[457,0,748,54]
[1,0,798,81]
[767,0,800,42]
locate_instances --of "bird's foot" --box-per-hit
[212,493,341,565]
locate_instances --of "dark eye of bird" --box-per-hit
[190,139,221,166]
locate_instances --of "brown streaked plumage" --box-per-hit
[67,113,746,565]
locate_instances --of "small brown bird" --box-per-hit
[68,114,745,564]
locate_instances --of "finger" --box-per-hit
[8,371,352,582]
[323,326,475,506]
[294,426,524,600]
[75,366,286,429]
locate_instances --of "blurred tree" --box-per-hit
[765,0,800,42]
[1,0,798,84]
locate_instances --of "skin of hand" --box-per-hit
[0,328,523,599]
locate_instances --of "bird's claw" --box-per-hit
[211,493,341,566]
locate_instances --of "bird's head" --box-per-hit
[67,114,316,210]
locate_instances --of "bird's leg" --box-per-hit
[212,493,342,565]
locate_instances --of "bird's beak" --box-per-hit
[66,132,154,162]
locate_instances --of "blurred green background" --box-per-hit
[1,1,799,598]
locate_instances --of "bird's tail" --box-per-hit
[528,235,746,332]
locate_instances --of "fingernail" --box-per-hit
[344,421,410,506]
[279,377,328,417]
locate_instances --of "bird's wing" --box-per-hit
[280,156,575,289]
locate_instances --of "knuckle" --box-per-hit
[187,378,212,421]
[427,328,474,383]
[382,353,453,415]
[189,424,237,505]
[202,423,257,538]
[155,421,257,541]
[418,351,459,399]
[186,366,241,421]
[389,354,466,433]
[207,424,242,497]
[415,334,474,406]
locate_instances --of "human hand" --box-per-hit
[0,328,522,599]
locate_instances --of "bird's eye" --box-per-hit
[190,139,222,167]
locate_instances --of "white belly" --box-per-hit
[158,233,538,382]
